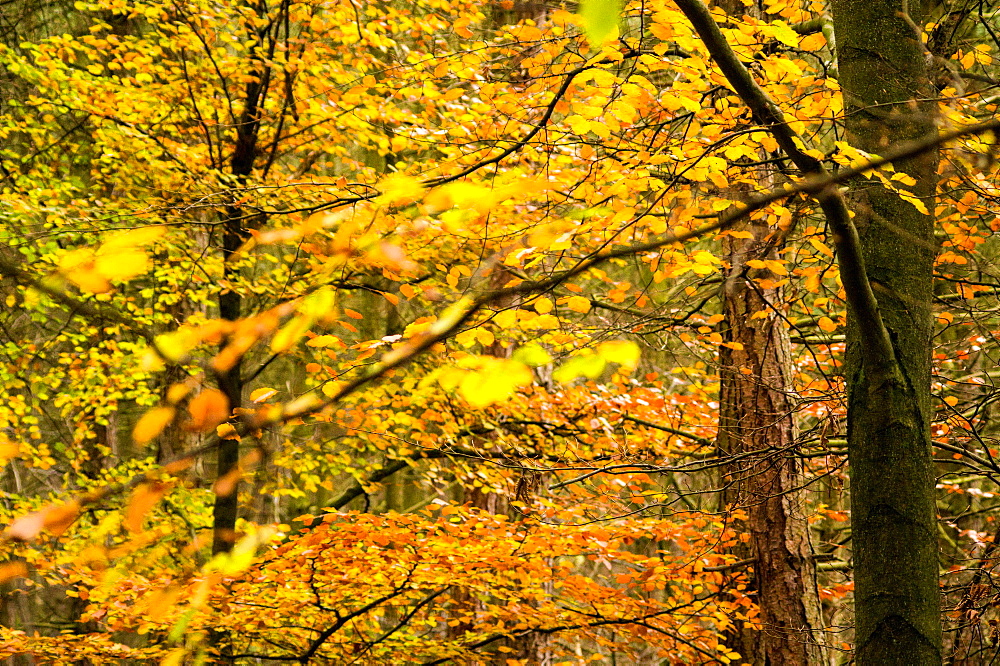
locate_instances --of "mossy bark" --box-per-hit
[832,0,942,661]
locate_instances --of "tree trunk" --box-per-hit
[212,2,271,555]
[832,0,942,661]
[718,218,825,665]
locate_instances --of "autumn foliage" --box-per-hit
[1,0,1000,662]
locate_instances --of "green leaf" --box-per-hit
[578,0,624,47]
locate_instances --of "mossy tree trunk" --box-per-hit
[832,0,942,661]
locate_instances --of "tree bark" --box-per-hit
[212,5,271,554]
[832,0,942,661]
[718,219,826,665]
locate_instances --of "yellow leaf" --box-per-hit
[0,439,19,466]
[377,175,424,206]
[101,226,165,251]
[579,0,623,46]
[306,334,339,347]
[566,295,592,313]
[133,407,176,444]
[249,387,277,403]
[145,586,182,622]
[271,315,312,352]
[160,647,187,666]
[41,501,80,536]
[475,329,495,346]
[457,359,532,408]
[598,340,640,369]
[534,297,553,314]
[809,238,835,257]
[770,22,799,47]
[817,316,837,333]
[944,395,959,407]
[166,383,190,404]
[455,329,479,347]
[60,248,111,293]
[566,115,592,135]
[95,248,149,281]
[590,121,611,139]
[765,259,789,276]
[493,309,517,329]
[216,423,240,440]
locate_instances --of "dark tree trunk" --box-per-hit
[832,0,942,661]
[212,6,271,555]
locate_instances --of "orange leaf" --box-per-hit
[133,406,176,444]
[43,501,81,536]
[126,482,170,534]
[0,561,27,583]
[144,586,182,621]
[186,390,230,432]
[817,316,837,333]
[162,457,195,475]
[213,449,261,497]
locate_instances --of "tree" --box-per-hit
[1,0,1000,663]
[833,0,942,660]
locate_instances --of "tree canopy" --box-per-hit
[1,0,1000,663]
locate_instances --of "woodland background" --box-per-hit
[0,0,998,663]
